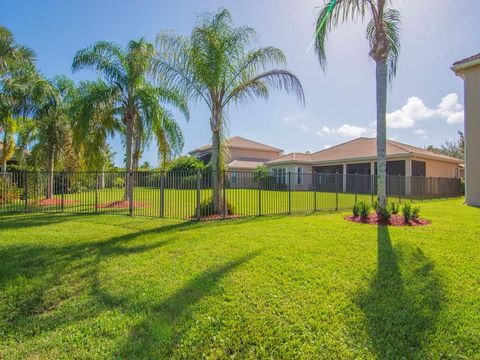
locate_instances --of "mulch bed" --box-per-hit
[35,198,79,206]
[345,214,430,226]
[191,214,243,221]
[99,200,149,209]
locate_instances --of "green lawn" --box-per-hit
[1,199,479,359]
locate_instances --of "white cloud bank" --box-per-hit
[386,93,464,129]
[316,124,367,138]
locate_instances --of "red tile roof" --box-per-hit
[267,137,463,165]
[189,136,283,154]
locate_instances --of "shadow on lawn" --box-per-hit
[354,226,442,358]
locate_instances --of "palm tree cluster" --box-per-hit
[2,3,401,211]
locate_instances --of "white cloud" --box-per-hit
[300,124,308,131]
[316,124,367,138]
[336,124,367,137]
[283,113,304,123]
[413,129,427,135]
[386,93,464,129]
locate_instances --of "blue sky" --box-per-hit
[1,0,478,166]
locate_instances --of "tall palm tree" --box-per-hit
[155,8,305,214]
[0,25,36,74]
[314,0,400,211]
[72,39,189,199]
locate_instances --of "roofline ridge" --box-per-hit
[312,137,366,156]
[230,136,283,152]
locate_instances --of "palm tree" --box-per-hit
[155,8,305,214]
[72,39,189,199]
[71,79,120,188]
[314,0,400,211]
[0,25,36,74]
[34,75,76,199]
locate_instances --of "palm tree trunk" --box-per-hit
[1,161,6,174]
[99,164,105,190]
[376,59,388,209]
[46,146,55,199]
[125,117,134,201]
[211,128,224,214]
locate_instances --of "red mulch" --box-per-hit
[35,198,78,206]
[191,214,243,221]
[345,214,430,226]
[99,200,149,209]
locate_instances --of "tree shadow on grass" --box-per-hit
[98,251,261,359]
[354,226,442,358]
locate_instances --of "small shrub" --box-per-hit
[388,202,401,215]
[377,206,392,221]
[402,202,413,221]
[113,177,125,189]
[357,201,371,219]
[195,198,235,218]
[411,206,421,220]
[0,177,22,204]
[352,203,360,217]
[372,200,378,212]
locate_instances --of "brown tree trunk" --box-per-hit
[210,109,224,215]
[125,114,134,200]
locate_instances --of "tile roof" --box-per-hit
[227,159,266,170]
[189,136,283,154]
[267,137,463,165]
[453,53,480,67]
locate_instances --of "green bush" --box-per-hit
[352,203,360,217]
[166,156,205,173]
[402,203,413,221]
[113,176,125,189]
[411,205,421,220]
[194,197,235,218]
[357,201,371,219]
[0,177,22,204]
[388,202,401,215]
[377,206,392,221]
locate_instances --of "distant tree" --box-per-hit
[253,165,269,182]
[426,131,464,160]
[166,156,205,173]
[314,0,401,212]
[155,8,304,214]
[140,161,151,170]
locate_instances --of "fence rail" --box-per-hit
[0,170,463,220]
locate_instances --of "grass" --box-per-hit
[2,187,374,218]
[0,199,479,359]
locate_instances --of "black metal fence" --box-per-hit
[0,170,463,220]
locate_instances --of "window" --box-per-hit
[297,167,302,185]
[272,168,286,185]
[412,160,426,177]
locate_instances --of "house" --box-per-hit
[266,137,464,195]
[189,136,284,171]
[452,53,480,206]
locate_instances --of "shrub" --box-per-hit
[194,197,235,218]
[0,177,22,204]
[113,176,125,189]
[357,201,371,219]
[388,202,401,215]
[402,202,413,221]
[166,156,205,173]
[377,206,392,221]
[411,206,421,220]
[352,203,360,217]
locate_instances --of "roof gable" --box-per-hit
[189,136,283,154]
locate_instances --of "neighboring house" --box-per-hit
[452,53,480,206]
[189,136,284,171]
[266,137,464,194]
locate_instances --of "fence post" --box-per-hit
[128,171,133,216]
[398,176,401,204]
[196,169,201,221]
[335,173,339,211]
[24,171,28,213]
[371,174,374,206]
[61,172,65,212]
[258,178,262,216]
[288,171,291,214]
[160,171,165,218]
[313,173,317,212]
[95,171,99,214]
[223,170,227,218]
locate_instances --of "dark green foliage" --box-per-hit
[358,201,371,219]
[352,202,360,217]
[196,197,235,217]
[411,205,421,220]
[166,156,205,173]
[377,205,392,221]
[402,202,421,221]
[388,202,401,215]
